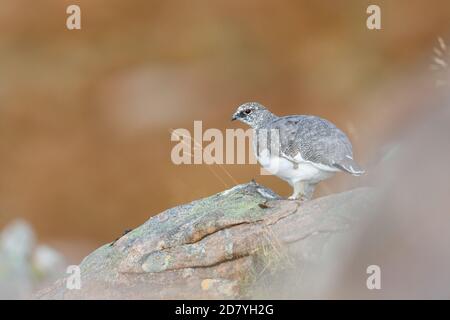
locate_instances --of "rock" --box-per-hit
[37,181,376,299]
[0,219,35,258]
[0,219,66,299]
[32,245,66,278]
[0,220,35,299]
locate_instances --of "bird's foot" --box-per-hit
[287,195,309,202]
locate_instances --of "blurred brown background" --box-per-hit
[1,0,449,261]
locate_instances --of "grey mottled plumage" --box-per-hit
[232,102,364,200]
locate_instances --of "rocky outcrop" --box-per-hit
[37,182,375,299]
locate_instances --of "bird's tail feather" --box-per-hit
[333,158,365,176]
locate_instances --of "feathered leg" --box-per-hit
[302,182,316,201]
[288,181,316,201]
[288,182,302,200]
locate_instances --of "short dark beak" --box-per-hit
[231,115,238,121]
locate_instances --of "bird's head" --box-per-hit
[231,102,273,128]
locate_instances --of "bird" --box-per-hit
[231,102,364,201]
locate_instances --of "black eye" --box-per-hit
[244,109,252,115]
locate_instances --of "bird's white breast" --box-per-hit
[255,149,336,185]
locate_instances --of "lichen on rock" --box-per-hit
[37,181,375,299]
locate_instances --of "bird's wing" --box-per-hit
[269,115,364,174]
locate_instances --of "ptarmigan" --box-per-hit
[231,102,364,201]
